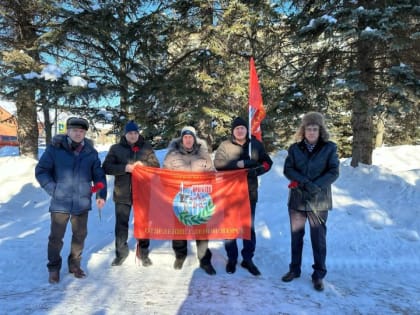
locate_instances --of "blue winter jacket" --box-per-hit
[35,135,107,215]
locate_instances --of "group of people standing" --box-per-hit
[35,111,339,292]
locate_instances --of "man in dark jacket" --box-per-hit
[282,112,339,291]
[35,117,107,284]
[214,117,273,276]
[103,121,160,267]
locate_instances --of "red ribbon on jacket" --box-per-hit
[288,181,299,189]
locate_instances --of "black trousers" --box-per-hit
[287,208,328,280]
[224,200,257,262]
[172,240,212,265]
[115,203,149,258]
[47,211,88,272]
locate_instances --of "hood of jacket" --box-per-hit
[166,136,208,155]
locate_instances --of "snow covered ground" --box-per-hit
[0,144,419,315]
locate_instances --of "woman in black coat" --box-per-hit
[282,112,339,291]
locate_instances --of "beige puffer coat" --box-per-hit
[163,137,213,172]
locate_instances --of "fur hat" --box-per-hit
[67,117,89,130]
[124,120,139,134]
[181,126,196,137]
[231,117,248,133]
[302,112,325,127]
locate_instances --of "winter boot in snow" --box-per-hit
[48,270,60,284]
[69,266,86,279]
[174,257,186,270]
[226,260,237,274]
[111,255,128,266]
[200,262,216,275]
[136,242,152,267]
[241,260,261,276]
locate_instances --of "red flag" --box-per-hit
[248,57,266,141]
[132,166,251,240]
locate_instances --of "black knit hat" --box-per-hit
[66,117,89,130]
[231,117,248,133]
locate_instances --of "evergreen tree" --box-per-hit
[285,0,419,165]
[144,0,285,149]
[53,1,172,136]
[0,1,59,158]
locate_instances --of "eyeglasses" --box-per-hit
[305,127,319,132]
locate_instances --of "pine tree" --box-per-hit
[285,0,419,165]
[0,1,54,158]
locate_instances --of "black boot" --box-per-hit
[240,260,261,276]
[136,242,152,267]
[312,278,324,291]
[174,257,186,270]
[111,256,127,266]
[141,255,152,267]
[226,260,237,274]
[200,262,216,275]
[281,271,300,282]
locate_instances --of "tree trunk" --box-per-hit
[16,88,39,159]
[43,105,53,145]
[351,96,373,167]
[351,22,376,167]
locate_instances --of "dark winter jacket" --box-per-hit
[102,135,160,205]
[35,134,107,215]
[213,137,273,202]
[163,137,213,172]
[284,140,339,211]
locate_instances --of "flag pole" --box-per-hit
[248,57,253,158]
[248,100,252,158]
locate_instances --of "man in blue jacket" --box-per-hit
[35,117,107,284]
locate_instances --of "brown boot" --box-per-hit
[48,271,60,284]
[69,266,86,279]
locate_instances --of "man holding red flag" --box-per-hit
[213,58,272,276]
[214,117,272,276]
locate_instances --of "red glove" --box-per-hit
[262,161,270,171]
[91,182,105,193]
[288,181,299,189]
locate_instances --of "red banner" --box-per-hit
[249,57,266,141]
[132,166,251,240]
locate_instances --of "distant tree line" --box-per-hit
[1,0,418,166]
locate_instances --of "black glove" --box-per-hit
[304,182,321,196]
[247,165,265,177]
[254,165,265,176]
[243,159,258,168]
